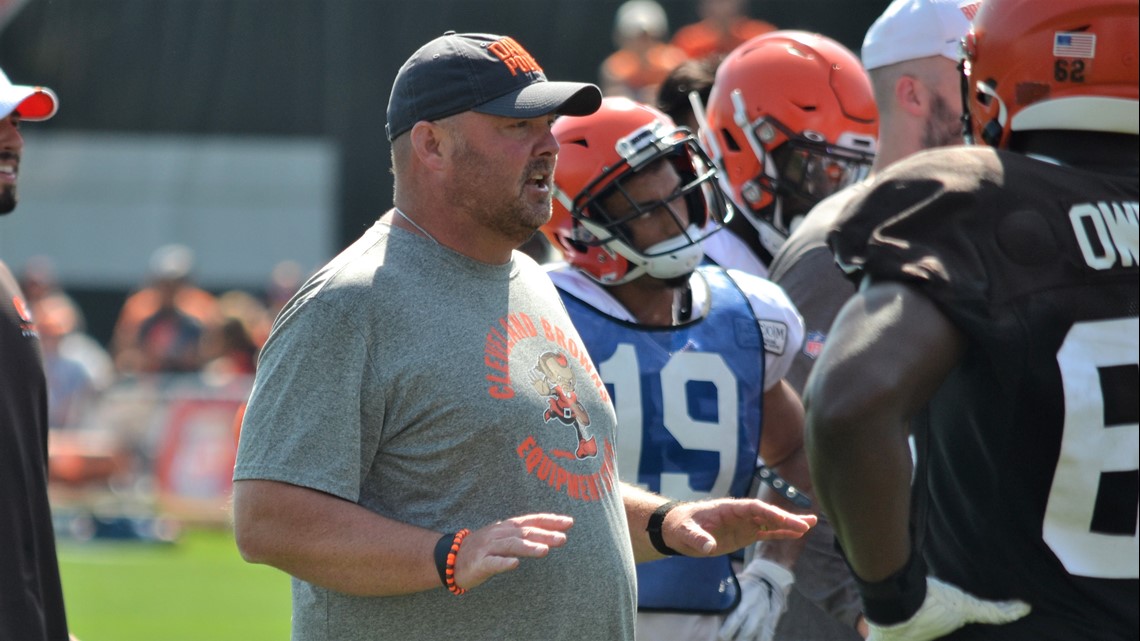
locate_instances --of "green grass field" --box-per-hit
[58,527,292,641]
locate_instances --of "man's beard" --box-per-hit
[447,138,552,247]
[922,93,964,149]
[0,186,16,215]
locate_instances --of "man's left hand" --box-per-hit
[665,498,816,557]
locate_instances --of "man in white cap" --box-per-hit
[770,0,978,394]
[232,31,817,641]
[758,1,977,639]
[0,65,69,640]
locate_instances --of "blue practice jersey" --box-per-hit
[559,266,767,612]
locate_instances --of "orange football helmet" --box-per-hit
[701,30,877,255]
[963,0,1139,148]
[547,96,729,285]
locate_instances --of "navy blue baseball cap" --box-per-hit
[385,31,602,141]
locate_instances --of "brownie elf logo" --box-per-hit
[531,350,596,459]
[481,312,619,502]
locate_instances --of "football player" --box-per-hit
[699,30,878,276]
[698,30,882,640]
[763,5,977,636]
[544,96,811,641]
[805,0,1139,638]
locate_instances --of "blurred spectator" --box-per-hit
[204,317,258,375]
[654,53,723,132]
[600,0,689,103]
[111,244,219,375]
[136,286,204,373]
[265,258,305,321]
[19,254,70,306]
[60,327,117,394]
[33,294,101,429]
[20,255,115,391]
[201,289,268,385]
[670,0,775,60]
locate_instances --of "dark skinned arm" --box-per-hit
[803,280,964,582]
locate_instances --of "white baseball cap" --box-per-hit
[861,0,978,71]
[0,66,58,121]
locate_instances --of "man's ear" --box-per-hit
[894,74,929,118]
[409,121,448,172]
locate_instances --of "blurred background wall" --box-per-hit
[1,0,887,345]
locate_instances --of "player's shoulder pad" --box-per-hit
[723,268,797,311]
[828,146,1004,277]
[722,267,803,356]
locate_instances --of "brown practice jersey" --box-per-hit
[829,145,1139,640]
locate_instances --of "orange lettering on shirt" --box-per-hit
[516,436,619,503]
[488,384,515,399]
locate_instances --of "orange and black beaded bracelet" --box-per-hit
[433,529,471,595]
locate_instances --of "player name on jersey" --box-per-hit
[1070,200,1139,270]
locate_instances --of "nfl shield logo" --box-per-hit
[803,331,826,359]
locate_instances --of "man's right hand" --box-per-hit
[452,514,574,590]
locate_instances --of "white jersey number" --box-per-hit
[1044,317,1139,579]
[600,344,739,501]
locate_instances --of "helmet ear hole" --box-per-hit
[975,80,996,106]
[720,128,742,152]
[981,119,1003,146]
[566,236,590,255]
[554,226,588,255]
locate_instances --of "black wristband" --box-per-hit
[853,550,928,626]
[433,532,454,588]
[646,501,684,556]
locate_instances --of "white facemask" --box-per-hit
[613,223,706,283]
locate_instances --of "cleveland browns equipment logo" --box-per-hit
[530,350,597,459]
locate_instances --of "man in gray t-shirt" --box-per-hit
[231,31,817,641]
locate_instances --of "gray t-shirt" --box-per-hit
[234,220,636,641]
